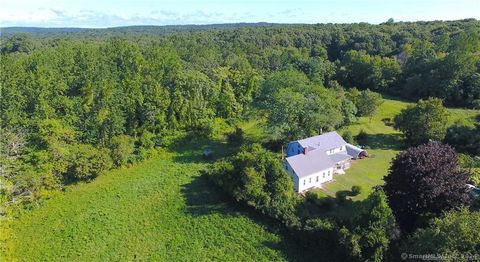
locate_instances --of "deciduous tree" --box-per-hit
[394,98,449,145]
[383,142,471,232]
[404,208,480,255]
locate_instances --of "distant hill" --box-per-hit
[0,23,286,37]
[0,27,88,35]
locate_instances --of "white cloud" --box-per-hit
[0,0,478,27]
[0,7,255,27]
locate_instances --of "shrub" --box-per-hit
[318,196,336,210]
[336,191,349,204]
[351,185,362,196]
[227,127,245,147]
[68,144,112,181]
[472,99,480,109]
[302,218,337,244]
[154,130,185,148]
[205,144,300,226]
[338,189,397,262]
[342,130,354,144]
[445,124,480,155]
[305,191,318,203]
[138,131,155,150]
[109,135,135,167]
[194,119,214,138]
[136,131,156,160]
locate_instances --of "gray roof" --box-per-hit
[346,143,366,158]
[329,153,352,163]
[297,131,347,151]
[286,149,334,178]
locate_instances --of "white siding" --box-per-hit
[285,160,334,192]
[296,167,334,192]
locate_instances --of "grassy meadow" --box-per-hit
[3,141,316,261]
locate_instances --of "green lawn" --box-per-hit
[3,137,314,261]
[323,96,479,200]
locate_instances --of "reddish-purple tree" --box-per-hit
[383,142,470,233]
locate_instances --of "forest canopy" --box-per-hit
[1,19,480,207]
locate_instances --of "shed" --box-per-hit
[346,144,367,159]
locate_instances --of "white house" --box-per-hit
[284,131,367,192]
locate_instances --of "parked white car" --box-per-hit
[466,184,476,190]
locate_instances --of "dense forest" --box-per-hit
[1,20,480,260]
[2,19,480,208]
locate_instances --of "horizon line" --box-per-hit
[1,18,478,30]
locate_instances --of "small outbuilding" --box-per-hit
[346,144,368,159]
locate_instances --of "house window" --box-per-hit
[328,171,331,176]
[309,177,311,183]
[303,180,306,185]
[323,173,325,179]
[340,146,343,150]
[316,176,319,182]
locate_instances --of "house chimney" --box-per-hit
[303,147,308,155]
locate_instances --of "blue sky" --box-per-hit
[1,0,479,28]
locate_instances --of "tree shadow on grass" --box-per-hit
[297,189,367,223]
[180,173,236,217]
[364,133,405,151]
[320,199,366,222]
[180,174,324,261]
[169,133,232,164]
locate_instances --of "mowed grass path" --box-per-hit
[323,96,479,200]
[4,147,312,261]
